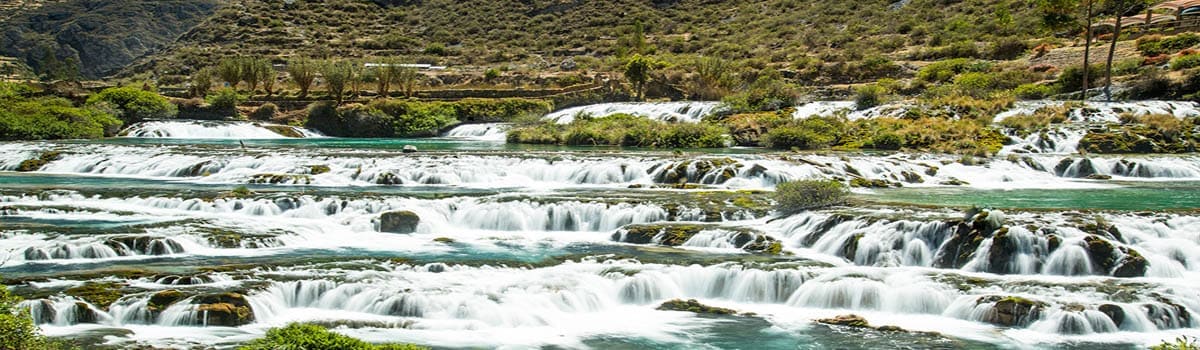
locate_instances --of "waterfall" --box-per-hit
[122,120,323,139]
[442,123,511,141]
[544,102,722,124]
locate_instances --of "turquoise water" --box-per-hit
[2,131,1198,349]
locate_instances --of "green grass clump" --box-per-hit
[773,180,849,213]
[240,323,426,350]
[508,113,727,148]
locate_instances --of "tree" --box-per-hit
[374,58,394,98]
[1,283,54,349]
[258,60,277,97]
[216,58,243,90]
[1102,0,1154,101]
[287,58,318,98]
[87,86,178,123]
[190,68,214,98]
[624,54,662,100]
[240,57,272,94]
[1036,0,1097,100]
[392,64,420,98]
[348,59,366,98]
[320,60,353,104]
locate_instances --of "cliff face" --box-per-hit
[0,0,219,79]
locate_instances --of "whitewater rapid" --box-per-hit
[121,120,323,139]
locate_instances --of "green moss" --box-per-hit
[63,282,124,310]
[656,299,738,315]
[308,165,332,175]
[147,290,185,312]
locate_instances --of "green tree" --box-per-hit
[239,57,272,94]
[389,64,420,98]
[216,58,243,90]
[190,68,214,98]
[321,60,353,104]
[1036,0,1097,99]
[86,86,177,124]
[1,277,67,349]
[624,54,661,100]
[288,58,318,98]
[1101,0,1155,101]
[258,60,277,97]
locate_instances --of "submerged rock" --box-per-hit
[402,145,418,153]
[379,210,421,234]
[612,223,783,254]
[657,299,738,315]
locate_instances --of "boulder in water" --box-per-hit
[402,145,418,153]
[1099,304,1125,328]
[1112,248,1148,278]
[379,210,421,233]
[148,290,186,312]
[73,302,101,324]
[64,282,125,310]
[817,314,870,328]
[193,293,255,327]
[977,295,1045,327]
[657,299,738,315]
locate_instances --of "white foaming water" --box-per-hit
[441,123,511,141]
[995,100,1200,123]
[543,102,722,124]
[4,143,1200,189]
[769,209,1200,279]
[790,101,909,120]
[21,261,1200,348]
[122,120,323,139]
[1000,127,1087,154]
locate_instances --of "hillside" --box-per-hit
[0,0,218,79]
[5,0,1053,83]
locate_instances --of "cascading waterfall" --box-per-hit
[122,120,322,139]
[6,143,1200,189]
[544,102,722,124]
[441,123,511,141]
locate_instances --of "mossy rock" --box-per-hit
[433,237,456,244]
[817,314,870,328]
[976,295,1046,327]
[263,124,304,138]
[849,178,898,188]
[657,299,738,315]
[307,165,331,175]
[248,173,312,185]
[148,290,186,312]
[193,292,255,327]
[16,151,63,171]
[379,210,421,234]
[64,282,125,310]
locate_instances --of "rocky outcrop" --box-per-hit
[976,295,1045,327]
[192,293,254,327]
[147,290,185,312]
[612,223,783,254]
[657,299,739,315]
[379,210,421,234]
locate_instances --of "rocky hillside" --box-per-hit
[6,0,1054,82]
[0,0,218,79]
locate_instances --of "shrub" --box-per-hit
[1124,69,1173,100]
[1151,337,1199,350]
[916,58,987,83]
[773,180,849,213]
[249,103,278,121]
[721,71,797,113]
[854,84,887,110]
[1056,64,1105,93]
[508,114,726,148]
[239,323,426,350]
[762,116,843,149]
[86,86,177,123]
[1171,54,1200,70]
[1,281,69,349]
[206,88,243,111]
[1,96,121,140]
[987,37,1028,60]
[1138,33,1200,56]
[1014,83,1054,100]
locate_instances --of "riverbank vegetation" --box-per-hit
[240,323,425,350]
[0,82,122,140]
[1,281,73,349]
[306,98,550,137]
[506,113,727,148]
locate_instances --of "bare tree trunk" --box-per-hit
[1082,0,1094,101]
[1105,15,1123,102]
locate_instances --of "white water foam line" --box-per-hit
[441,123,511,141]
[122,121,324,139]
